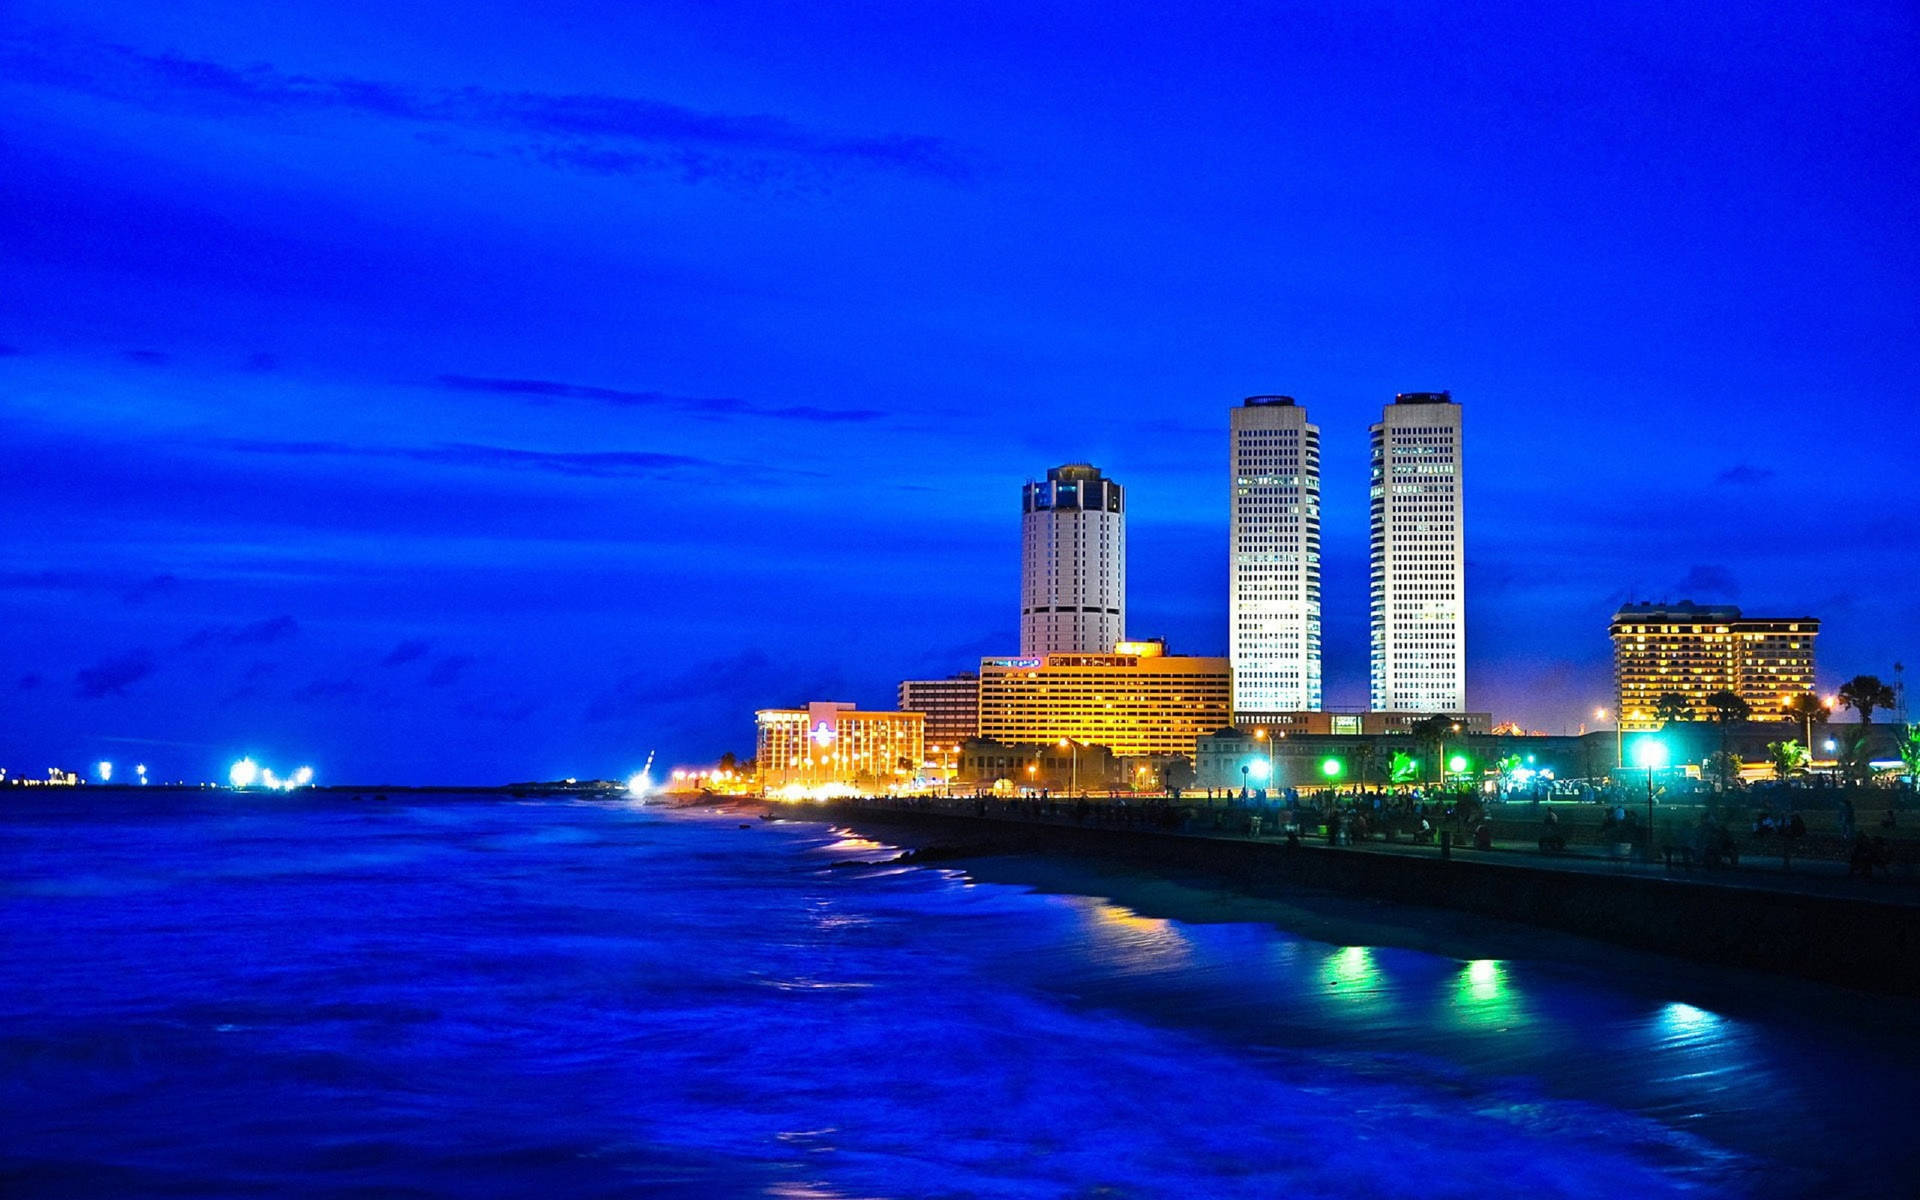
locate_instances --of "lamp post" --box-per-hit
[1253,728,1274,792]
[1597,707,1622,771]
[1632,736,1667,862]
[1057,738,1079,795]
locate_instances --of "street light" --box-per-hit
[1253,727,1275,789]
[1597,707,1622,771]
[1057,738,1079,795]
[1632,735,1668,861]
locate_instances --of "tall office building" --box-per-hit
[1230,396,1322,718]
[1370,392,1465,713]
[1021,463,1125,656]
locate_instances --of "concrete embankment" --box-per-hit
[806,803,1920,997]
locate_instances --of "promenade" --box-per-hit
[790,793,1920,995]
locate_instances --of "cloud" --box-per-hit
[121,348,170,365]
[1672,564,1739,598]
[425,654,475,687]
[457,693,539,722]
[219,437,720,480]
[293,678,363,703]
[17,673,43,690]
[381,638,431,667]
[9,41,967,186]
[1715,464,1774,486]
[434,374,886,424]
[120,573,179,605]
[74,649,156,698]
[182,614,300,649]
[585,649,846,724]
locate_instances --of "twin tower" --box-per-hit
[1020,392,1465,719]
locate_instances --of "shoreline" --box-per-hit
[773,801,1920,999]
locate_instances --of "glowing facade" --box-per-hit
[977,644,1231,759]
[1370,392,1465,713]
[897,672,979,749]
[1230,396,1322,719]
[755,702,925,789]
[1021,463,1125,656]
[1610,602,1818,731]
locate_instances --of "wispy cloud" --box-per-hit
[294,678,363,703]
[6,40,968,186]
[1672,564,1739,598]
[0,569,182,606]
[75,649,156,699]
[425,654,475,688]
[182,614,300,650]
[218,437,723,480]
[1716,464,1774,486]
[435,373,885,424]
[381,639,431,667]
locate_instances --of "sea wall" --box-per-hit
[807,803,1920,997]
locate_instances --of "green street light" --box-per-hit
[1320,757,1343,780]
[1448,754,1468,774]
[1631,736,1667,863]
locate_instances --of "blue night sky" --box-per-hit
[3,2,1916,784]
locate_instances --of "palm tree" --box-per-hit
[1898,726,1920,794]
[1704,749,1744,791]
[1702,689,1751,790]
[1351,742,1381,788]
[1838,675,1897,787]
[1765,739,1807,780]
[1783,693,1829,761]
[1409,714,1459,787]
[1838,675,1896,727]
[1652,693,1696,725]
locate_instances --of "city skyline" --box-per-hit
[3,2,1915,781]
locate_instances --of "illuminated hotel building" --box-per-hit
[1370,392,1465,713]
[1610,602,1819,730]
[1230,395,1322,719]
[1021,463,1125,656]
[755,702,925,789]
[977,641,1231,759]
[897,672,979,748]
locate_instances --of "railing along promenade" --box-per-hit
[785,791,1920,996]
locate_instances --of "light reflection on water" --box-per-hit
[1,793,1912,1200]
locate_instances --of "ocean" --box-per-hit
[3,790,1915,1198]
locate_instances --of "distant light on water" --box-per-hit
[1660,1002,1721,1036]
[96,761,113,783]
[229,758,312,790]
[626,771,653,798]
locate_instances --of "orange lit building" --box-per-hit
[976,641,1230,759]
[755,702,925,791]
[1610,602,1818,730]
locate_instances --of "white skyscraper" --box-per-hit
[1229,396,1321,717]
[1369,391,1465,713]
[1021,463,1124,656]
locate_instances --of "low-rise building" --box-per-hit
[977,641,1231,759]
[755,702,925,792]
